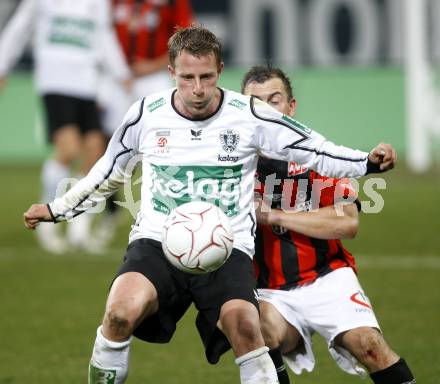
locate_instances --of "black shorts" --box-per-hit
[42,93,102,142]
[115,238,258,364]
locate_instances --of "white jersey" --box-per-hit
[49,88,369,256]
[0,0,129,98]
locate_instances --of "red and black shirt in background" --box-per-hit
[112,0,193,63]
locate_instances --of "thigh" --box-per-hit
[259,300,302,353]
[303,268,380,342]
[105,271,159,335]
[191,249,258,364]
[115,238,192,343]
[257,288,316,374]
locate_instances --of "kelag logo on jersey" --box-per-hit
[150,164,243,217]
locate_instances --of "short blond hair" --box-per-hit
[168,25,222,67]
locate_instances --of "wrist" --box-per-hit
[366,157,382,174]
[267,208,281,226]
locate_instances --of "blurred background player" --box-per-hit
[0,0,131,253]
[242,65,416,384]
[93,0,194,248]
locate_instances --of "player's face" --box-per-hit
[243,78,296,116]
[169,50,224,119]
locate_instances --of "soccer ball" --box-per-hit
[162,201,234,274]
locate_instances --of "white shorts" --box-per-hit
[258,267,380,378]
[98,70,172,135]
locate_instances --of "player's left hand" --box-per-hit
[368,143,397,171]
[23,204,53,230]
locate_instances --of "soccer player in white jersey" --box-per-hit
[23,26,397,384]
[0,0,131,253]
[242,65,415,384]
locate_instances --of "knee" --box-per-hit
[103,302,138,340]
[220,301,261,344]
[342,327,396,370]
[235,310,261,342]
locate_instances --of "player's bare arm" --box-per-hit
[255,197,359,240]
[23,204,53,230]
[131,55,169,77]
[368,142,397,171]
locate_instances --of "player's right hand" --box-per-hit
[23,204,53,230]
[368,142,397,171]
[254,194,277,226]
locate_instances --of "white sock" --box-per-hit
[41,158,70,202]
[89,326,132,384]
[235,346,279,384]
[66,211,93,246]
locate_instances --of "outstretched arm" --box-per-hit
[252,98,397,178]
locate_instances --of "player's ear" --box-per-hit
[289,97,297,116]
[217,62,224,75]
[168,64,176,79]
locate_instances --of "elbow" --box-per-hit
[342,217,359,239]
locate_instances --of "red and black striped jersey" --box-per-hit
[254,157,358,290]
[112,0,193,64]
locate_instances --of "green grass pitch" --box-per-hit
[0,164,439,383]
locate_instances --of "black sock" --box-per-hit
[370,358,415,384]
[268,348,290,384]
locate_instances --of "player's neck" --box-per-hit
[173,88,222,120]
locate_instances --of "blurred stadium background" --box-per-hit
[0,0,439,383]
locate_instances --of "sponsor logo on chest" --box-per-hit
[150,164,243,217]
[191,128,202,140]
[154,136,170,154]
[287,162,308,176]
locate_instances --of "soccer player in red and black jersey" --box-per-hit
[242,66,415,384]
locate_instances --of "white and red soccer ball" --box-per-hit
[161,201,234,274]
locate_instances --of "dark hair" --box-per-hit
[168,25,222,67]
[241,65,294,100]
